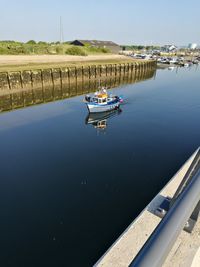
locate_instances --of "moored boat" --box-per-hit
[84,87,123,113]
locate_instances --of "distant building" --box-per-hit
[70,40,121,54]
[161,45,177,52]
[188,43,197,50]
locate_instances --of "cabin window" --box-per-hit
[98,99,102,103]
[102,98,107,103]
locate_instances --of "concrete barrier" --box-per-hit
[0,61,157,93]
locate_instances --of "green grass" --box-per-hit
[65,46,88,56]
[0,41,111,56]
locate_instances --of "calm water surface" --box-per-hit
[0,66,200,267]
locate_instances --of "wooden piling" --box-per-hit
[30,71,34,88]
[41,69,44,89]
[19,71,23,89]
[7,72,11,90]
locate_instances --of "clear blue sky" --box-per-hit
[0,0,199,45]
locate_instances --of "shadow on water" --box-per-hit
[0,68,156,113]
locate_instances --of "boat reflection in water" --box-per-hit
[85,109,122,131]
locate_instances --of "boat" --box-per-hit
[169,58,178,64]
[193,60,199,64]
[84,87,123,113]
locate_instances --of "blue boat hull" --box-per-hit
[87,100,120,113]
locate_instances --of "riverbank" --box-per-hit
[0,59,156,95]
[0,54,138,72]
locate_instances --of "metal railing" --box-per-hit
[130,148,200,267]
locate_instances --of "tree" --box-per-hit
[38,41,47,45]
[137,45,144,50]
[26,40,36,44]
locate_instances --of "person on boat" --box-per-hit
[85,95,91,102]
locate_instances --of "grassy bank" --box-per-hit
[0,41,110,56]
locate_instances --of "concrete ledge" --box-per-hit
[191,247,200,267]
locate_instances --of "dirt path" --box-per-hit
[0,54,129,65]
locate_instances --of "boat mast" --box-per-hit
[60,16,64,44]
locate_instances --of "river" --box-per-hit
[0,65,199,267]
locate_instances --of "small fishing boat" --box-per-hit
[84,87,123,113]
